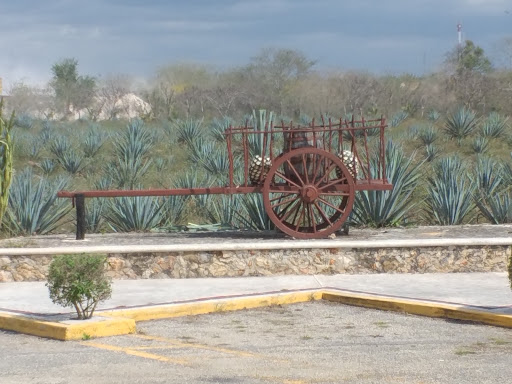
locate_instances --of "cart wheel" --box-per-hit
[263,147,355,239]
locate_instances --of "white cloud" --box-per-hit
[457,0,510,11]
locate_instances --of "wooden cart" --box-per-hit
[58,116,392,239]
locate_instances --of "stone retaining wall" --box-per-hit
[0,245,509,282]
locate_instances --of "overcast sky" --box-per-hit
[1,0,510,90]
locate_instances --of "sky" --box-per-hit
[0,0,511,90]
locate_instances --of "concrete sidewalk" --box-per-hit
[1,272,512,340]
[1,272,512,316]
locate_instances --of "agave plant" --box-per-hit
[57,149,85,174]
[476,192,512,224]
[471,136,489,155]
[473,157,512,224]
[195,194,240,228]
[94,177,114,191]
[427,109,441,122]
[234,194,273,231]
[417,125,438,146]
[480,112,508,139]
[115,119,155,159]
[83,126,106,157]
[444,106,478,145]
[351,140,424,227]
[174,118,204,147]
[85,199,105,233]
[160,195,188,228]
[104,195,165,232]
[27,137,43,159]
[424,144,440,162]
[104,155,152,189]
[209,116,232,142]
[154,157,168,172]
[38,158,57,175]
[299,114,312,125]
[4,168,71,235]
[39,120,54,144]
[474,156,503,194]
[189,139,230,180]
[172,169,212,190]
[389,111,409,128]
[49,136,71,158]
[13,113,34,130]
[248,109,274,158]
[424,156,476,225]
[105,120,154,188]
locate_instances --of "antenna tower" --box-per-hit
[457,22,463,62]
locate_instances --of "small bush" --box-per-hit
[46,254,112,319]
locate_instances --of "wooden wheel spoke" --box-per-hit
[294,204,306,231]
[274,170,302,189]
[317,196,345,214]
[308,203,317,232]
[269,192,298,203]
[271,195,300,210]
[315,159,338,187]
[319,178,344,191]
[301,154,309,184]
[314,201,332,227]
[277,199,301,222]
[311,154,324,184]
[285,159,305,186]
[319,191,351,197]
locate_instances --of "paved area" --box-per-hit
[1,273,511,318]
[1,223,512,251]
[1,302,512,384]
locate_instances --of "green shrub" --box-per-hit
[46,254,112,319]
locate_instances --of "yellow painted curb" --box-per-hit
[2,289,511,341]
[101,290,324,322]
[322,290,512,328]
[0,311,136,341]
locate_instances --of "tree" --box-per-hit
[243,48,316,115]
[144,63,213,119]
[444,41,493,110]
[50,58,96,117]
[96,74,133,120]
[446,40,493,75]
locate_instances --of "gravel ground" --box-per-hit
[1,223,512,249]
[1,301,512,383]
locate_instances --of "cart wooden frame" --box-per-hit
[58,116,392,239]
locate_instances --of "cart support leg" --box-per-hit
[75,194,86,240]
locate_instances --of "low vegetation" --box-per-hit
[46,253,112,319]
[0,40,511,236]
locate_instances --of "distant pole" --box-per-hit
[457,22,463,61]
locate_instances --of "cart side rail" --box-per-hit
[224,116,388,188]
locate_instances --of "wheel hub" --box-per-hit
[300,185,318,203]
